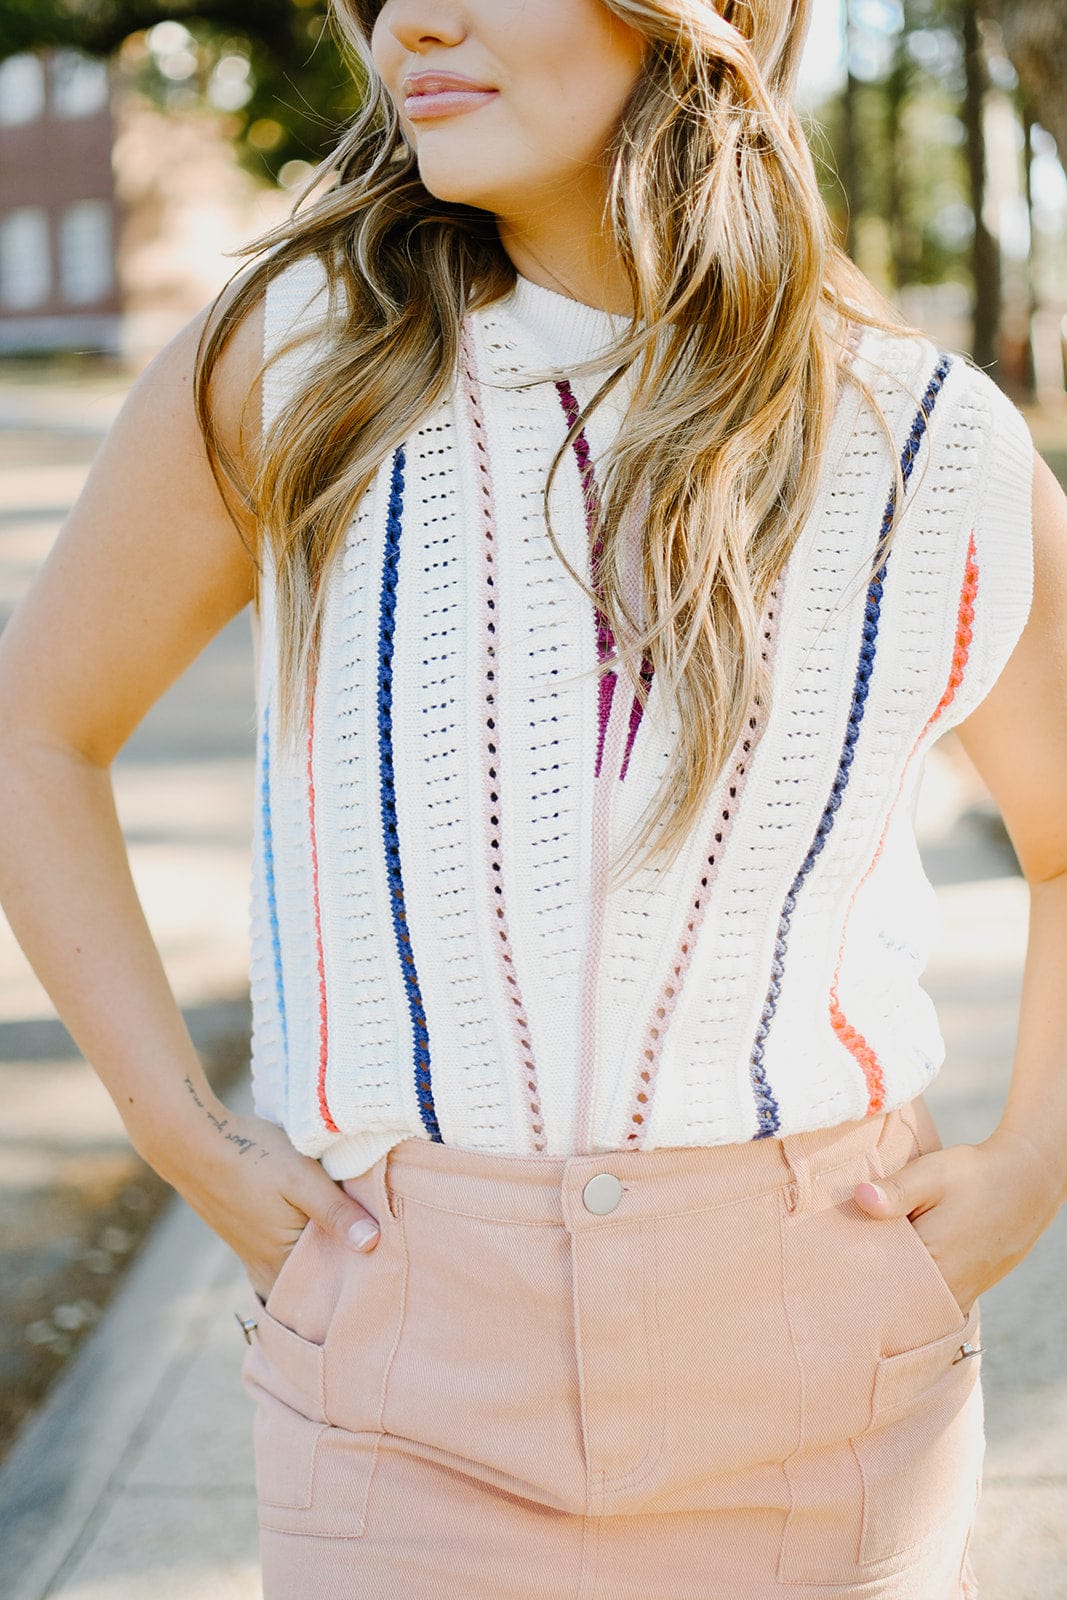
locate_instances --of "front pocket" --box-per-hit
[244,1314,365,1526]
[240,1204,402,1539]
[243,1302,328,1422]
[895,1211,971,1326]
[776,1134,984,1586]
[856,1298,984,1566]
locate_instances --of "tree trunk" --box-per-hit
[962,1,1001,371]
[980,0,1067,163]
[840,0,861,261]
[884,32,911,292]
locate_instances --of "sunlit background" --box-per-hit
[0,0,1065,393]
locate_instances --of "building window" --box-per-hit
[51,51,110,120]
[0,208,52,310]
[57,202,113,305]
[0,55,46,127]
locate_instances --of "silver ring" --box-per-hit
[234,1312,258,1344]
[952,1340,983,1363]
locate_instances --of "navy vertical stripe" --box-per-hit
[748,354,953,1138]
[378,445,441,1141]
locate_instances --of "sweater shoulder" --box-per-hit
[944,361,1035,731]
[842,323,1035,731]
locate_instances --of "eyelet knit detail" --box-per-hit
[459,322,546,1151]
[747,352,954,1140]
[623,580,785,1146]
[829,527,979,1109]
[378,445,441,1141]
[249,259,1036,1172]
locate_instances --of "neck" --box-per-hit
[495,210,634,318]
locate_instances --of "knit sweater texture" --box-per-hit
[247,256,1034,1179]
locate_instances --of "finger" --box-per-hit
[298,1167,381,1251]
[854,1156,940,1219]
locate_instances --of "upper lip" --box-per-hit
[402,71,496,97]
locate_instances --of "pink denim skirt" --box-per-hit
[241,1098,984,1598]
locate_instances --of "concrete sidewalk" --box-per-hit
[0,1110,261,1600]
[1,748,1067,1598]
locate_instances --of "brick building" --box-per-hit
[0,50,121,353]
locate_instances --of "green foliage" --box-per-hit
[810,74,970,287]
[0,1,366,184]
[805,0,1059,307]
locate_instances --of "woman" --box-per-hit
[0,1,1064,1594]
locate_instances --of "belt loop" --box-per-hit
[377,1146,402,1223]
[870,1102,919,1182]
[893,1096,924,1159]
[777,1130,814,1218]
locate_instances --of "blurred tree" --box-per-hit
[0,1,365,184]
[840,0,861,261]
[815,3,964,290]
[960,0,1001,370]
[884,6,921,291]
[0,0,295,56]
[980,0,1067,163]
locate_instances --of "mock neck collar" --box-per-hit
[497,270,636,367]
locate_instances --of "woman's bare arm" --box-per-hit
[0,290,381,1299]
[853,447,1067,1312]
[951,450,1067,1193]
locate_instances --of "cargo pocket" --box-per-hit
[857,1296,983,1564]
[250,1401,381,1537]
[776,1123,985,1585]
[241,1214,397,1539]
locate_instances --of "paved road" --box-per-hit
[0,366,1065,1598]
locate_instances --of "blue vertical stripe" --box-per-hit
[260,700,289,1066]
[378,446,441,1142]
[748,354,954,1138]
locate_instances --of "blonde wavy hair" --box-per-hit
[196,0,929,890]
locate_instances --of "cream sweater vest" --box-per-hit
[247,257,1034,1179]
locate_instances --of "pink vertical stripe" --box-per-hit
[574,628,635,1153]
[306,677,339,1134]
[829,531,980,1112]
[458,322,546,1153]
[623,581,786,1147]
[553,385,656,1148]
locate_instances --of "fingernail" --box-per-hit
[864,1182,887,1205]
[348,1219,380,1250]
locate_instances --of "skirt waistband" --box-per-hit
[378,1101,922,1230]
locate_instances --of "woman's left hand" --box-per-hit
[854,1128,1063,1317]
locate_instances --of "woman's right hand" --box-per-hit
[139,1092,381,1306]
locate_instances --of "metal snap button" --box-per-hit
[583,1172,623,1215]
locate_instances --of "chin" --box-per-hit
[413,148,520,211]
[414,166,492,210]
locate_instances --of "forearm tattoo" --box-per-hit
[184,1075,270,1160]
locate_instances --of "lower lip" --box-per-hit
[404,89,498,121]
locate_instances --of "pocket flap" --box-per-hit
[253,1393,324,1509]
[253,1403,378,1537]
